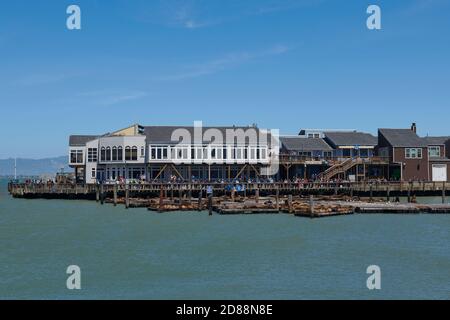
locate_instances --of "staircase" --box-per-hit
[318,158,364,181]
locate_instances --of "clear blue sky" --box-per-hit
[1,0,449,158]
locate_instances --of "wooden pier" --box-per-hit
[7,181,450,216]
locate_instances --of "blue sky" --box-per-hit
[1,0,449,158]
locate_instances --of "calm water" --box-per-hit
[0,179,449,300]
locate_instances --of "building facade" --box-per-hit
[69,124,276,183]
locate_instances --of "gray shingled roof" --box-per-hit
[280,137,332,151]
[423,136,450,146]
[144,126,272,145]
[324,131,377,147]
[379,129,427,147]
[69,135,99,147]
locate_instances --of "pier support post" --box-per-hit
[387,185,390,202]
[125,185,130,209]
[208,193,213,216]
[198,189,203,211]
[113,184,118,206]
[288,194,293,213]
[369,185,373,202]
[408,182,412,203]
[159,188,164,213]
[231,188,235,202]
[443,181,446,204]
[96,184,100,202]
[276,186,280,213]
[309,195,314,218]
[255,188,260,204]
[100,183,104,205]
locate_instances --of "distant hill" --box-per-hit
[0,156,70,177]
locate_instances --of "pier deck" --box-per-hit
[7,181,450,216]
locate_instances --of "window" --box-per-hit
[428,146,441,158]
[141,147,145,157]
[100,147,106,162]
[87,148,98,162]
[112,147,118,161]
[342,149,351,157]
[70,150,83,164]
[91,168,96,179]
[405,148,423,159]
[131,146,138,161]
[359,149,369,158]
[324,151,332,159]
[261,148,267,160]
[118,147,123,161]
[106,147,111,161]
[125,146,131,161]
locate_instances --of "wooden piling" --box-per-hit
[369,185,373,202]
[408,182,412,203]
[255,188,260,204]
[443,181,446,204]
[288,194,293,213]
[208,194,213,216]
[386,185,390,202]
[96,184,100,202]
[198,189,203,211]
[100,183,104,205]
[275,186,280,213]
[158,188,164,213]
[309,195,315,218]
[113,184,118,206]
[125,185,130,209]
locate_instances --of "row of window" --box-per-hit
[74,145,442,164]
[149,146,268,161]
[405,148,423,159]
[296,151,333,158]
[92,167,145,180]
[99,146,144,162]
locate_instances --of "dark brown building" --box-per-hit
[377,127,430,181]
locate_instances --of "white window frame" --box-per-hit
[405,148,423,159]
[428,146,441,158]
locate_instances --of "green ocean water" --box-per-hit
[0,179,449,300]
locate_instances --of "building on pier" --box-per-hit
[279,136,333,179]
[378,124,450,181]
[69,124,277,183]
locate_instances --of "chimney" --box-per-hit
[411,123,417,134]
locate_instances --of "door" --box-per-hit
[432,164,447,182]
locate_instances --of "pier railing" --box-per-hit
[8,180,450,197]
